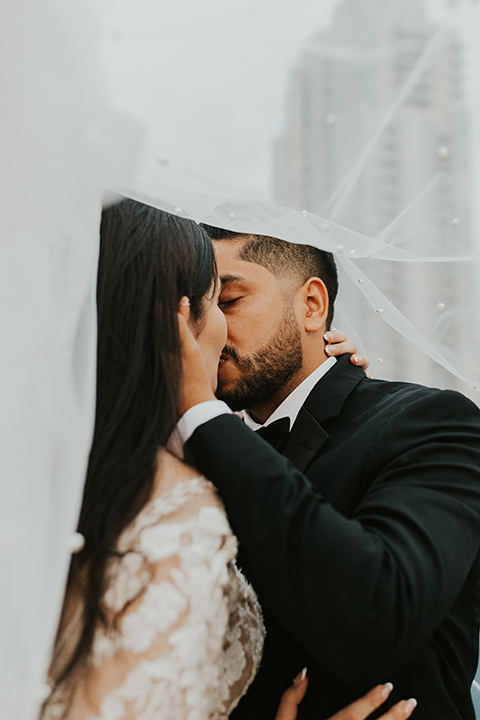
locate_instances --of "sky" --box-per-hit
[100,0,480,252]
[97,0,480,392]
[101,0,340,193]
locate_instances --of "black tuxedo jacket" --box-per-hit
[185,355,480,719]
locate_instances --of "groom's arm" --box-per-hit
[184,390,480,687]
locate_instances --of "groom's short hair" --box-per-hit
[201,225,338,328]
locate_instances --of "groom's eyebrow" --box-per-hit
[220,274,245,286]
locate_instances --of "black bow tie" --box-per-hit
[255,417,291,451]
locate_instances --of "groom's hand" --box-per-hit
[177,311,216,416]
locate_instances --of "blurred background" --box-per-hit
[274,0,478,394]
[102,0,480,401]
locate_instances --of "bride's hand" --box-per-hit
[323,328,370,371]
[275,673,417,720]
[177,300,216,415]
[274,669,309,720]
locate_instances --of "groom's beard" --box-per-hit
[216,310,303,412]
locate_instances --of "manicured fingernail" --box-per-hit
[325,346,334,355]
[330,326,338,332]
[404,698,417,714]
[324,332,334,342]
[381,682,393,698]
[294,667,307,685]
[352,355,360,364]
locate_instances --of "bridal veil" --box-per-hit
[1,0,479,717]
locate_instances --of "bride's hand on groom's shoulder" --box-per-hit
[275,672,417,720]
[324,328,370,373]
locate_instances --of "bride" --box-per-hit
[41,197,416,720]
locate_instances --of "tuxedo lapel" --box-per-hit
[283,355,365,472]
[304,354,366,424]
[283,406,329,472]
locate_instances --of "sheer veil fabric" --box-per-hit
[1,0,480,718]
[0,1,138,718]
[106,0,480,402]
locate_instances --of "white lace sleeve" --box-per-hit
[58,477,261,720]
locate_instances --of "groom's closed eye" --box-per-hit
[218,296,242,309]
[218,274,253,311]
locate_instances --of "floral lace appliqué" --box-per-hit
[46,476,265,720]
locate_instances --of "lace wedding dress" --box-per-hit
[44,458,265,720]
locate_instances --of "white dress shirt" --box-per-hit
[243,356,336,431]
[173,356,337,448]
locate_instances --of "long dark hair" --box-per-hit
[50,198,217,692]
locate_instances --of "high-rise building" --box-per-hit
[274,0,475,392]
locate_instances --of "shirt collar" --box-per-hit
[244,356,337,432]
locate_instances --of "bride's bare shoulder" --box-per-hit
[152,448,213,496]
[148,449,227,521]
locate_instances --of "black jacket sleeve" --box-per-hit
[185,389,480,685]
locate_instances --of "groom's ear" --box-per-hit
[299,277,329,334]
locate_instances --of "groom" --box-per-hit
[177,227,480,719]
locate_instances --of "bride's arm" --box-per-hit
[66,484,239,720]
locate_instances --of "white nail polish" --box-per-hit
[404,698,417,714]
[381,682,393,698]
[293,667,307,685]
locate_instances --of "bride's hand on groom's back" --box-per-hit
[275,673,417,720]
